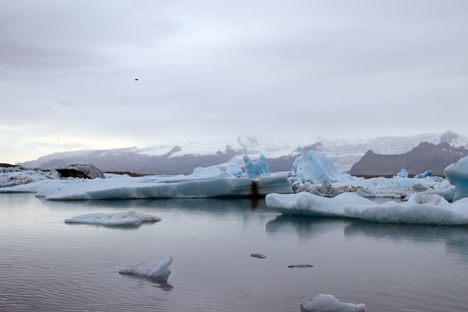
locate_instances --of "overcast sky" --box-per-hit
[1,0,468,163]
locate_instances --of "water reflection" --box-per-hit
[266,214,468,260]
[40,197,267,213]
[121,274,174,291]
[266,215,352,236]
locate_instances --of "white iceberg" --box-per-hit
[445,156,468,202]
[293,150,358,184]
[119,256,172,280]
[64,210,161,226]
[267,192,375,217]
[266,192,468,225]
[300,294,366,312]
[225,163,243,176]
[0,169,54,188]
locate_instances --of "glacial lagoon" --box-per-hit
[1,193,468,312]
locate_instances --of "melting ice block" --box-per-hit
[300,294,366,312]
[119,256,172,280]
[64,211,161,226]
[293,150,357,184]
[445,156,468,202]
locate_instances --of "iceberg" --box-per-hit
[56,163,106,179]
[225,163,243,176]
[292,150,357,184]
[266,192,468,225]
[266,192,374,218]
[119,256,172,280]
[14,175,291,200]
[414,170,433,179]
[0,169,54,188]
[395,169,408,178]
[445,156,468,202]
[64,211,161,226]
[300,294,366,312]
[243,153,270,179]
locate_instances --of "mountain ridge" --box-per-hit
[18,130,468,175]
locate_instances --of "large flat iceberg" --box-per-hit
[64,211,161,226]
[266,192,468,225]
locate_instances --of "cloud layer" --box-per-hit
[1,0,468,163]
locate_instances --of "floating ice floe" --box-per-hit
[64,211,161,226]
[300,294,366,312]
[266,192,468,225]
[445,155,468,202]
[119,256,172,280]
[293,150,358,184]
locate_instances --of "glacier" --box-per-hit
[119,256,172,280]
[300,294,366,312]
[64,211,161,226]
[266,192,468,225]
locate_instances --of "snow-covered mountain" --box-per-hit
[18,130,468,175]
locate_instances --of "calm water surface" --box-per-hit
[1,193,468,312]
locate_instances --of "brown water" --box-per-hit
[1,193,468,311]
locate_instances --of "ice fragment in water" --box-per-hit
[300,294,366,312]
[119,256,172,280]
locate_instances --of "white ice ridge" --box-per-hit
[266,192,468,225]
[300,294,366,312]
[119,256,172,280]
[64,211,161,226]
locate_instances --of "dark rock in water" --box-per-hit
[250,253,266,259]
[288,264,313,268]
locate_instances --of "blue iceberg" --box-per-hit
[292,150,357,184]
[445,156,468,202]
[243,153,270,179]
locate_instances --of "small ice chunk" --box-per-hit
[301,294,366,312]
[288,264,313,268]
[64,210,161,226]
[395,169,408,178]
[119,256,172,280]
[250,253,266,259]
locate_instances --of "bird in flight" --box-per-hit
[135,78,139,81]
